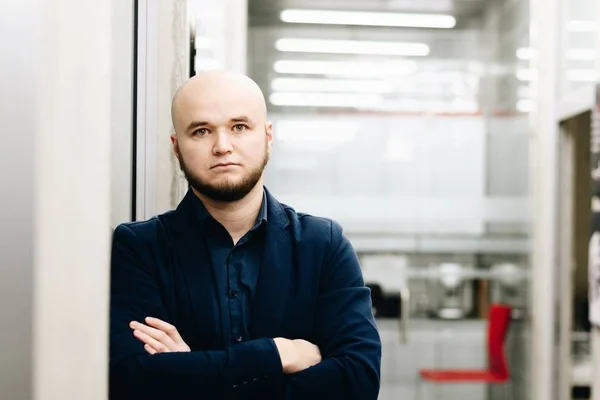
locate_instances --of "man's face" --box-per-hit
[171,78,273,202]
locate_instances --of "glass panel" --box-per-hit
[248,1,532,399]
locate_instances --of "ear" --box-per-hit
[171,134,180,159]
[265,121,274,151]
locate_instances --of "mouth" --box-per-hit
[212,163,239,169]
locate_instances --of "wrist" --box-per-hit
[273,337,294,373]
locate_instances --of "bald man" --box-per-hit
[109,71,381,400]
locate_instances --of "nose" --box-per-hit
[212,130,233,155]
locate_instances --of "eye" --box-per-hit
[233,124,247,132]
[193,128,209,136]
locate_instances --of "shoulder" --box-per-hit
[112,210,176,244]
[278,201,346,250]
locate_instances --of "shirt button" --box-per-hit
[237,336,243,342]
[230,290,239,299]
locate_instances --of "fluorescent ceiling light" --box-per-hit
[280,9,456,29]
[517,47,597,60]
[516,47,535,60]
[271,77,393,93]
[269,92,383,108]
[273,59,418,77]
[276,120,360,142]
[378,98,476,113]
[275,38,430,56]
[566,20,598,32]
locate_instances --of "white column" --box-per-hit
[530,0,561,399]
[0,0,112,399]
[0,0,39,397]
[33,1,112,399]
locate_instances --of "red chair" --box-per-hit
[416,304,512,400]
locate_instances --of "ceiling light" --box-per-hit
[273,59,418,77]
[271,77,393,93]
[275,120,360,142]
[275,38,430,56]
[566,20,598,32]
[269,92,383,108]
[280,9,456,29]
[516,47,535,60]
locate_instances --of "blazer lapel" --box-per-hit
[251,192,294,339]
[169,190,223,345]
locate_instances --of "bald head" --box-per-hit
[171,70,268,135]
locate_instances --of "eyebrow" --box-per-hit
[230,116,255,125]
[186,116,256,132]
[186,120,210,132]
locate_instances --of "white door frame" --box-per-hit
[135,0,159,221]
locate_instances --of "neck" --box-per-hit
[192,181,264,243]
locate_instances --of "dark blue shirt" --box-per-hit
[195,190,267,346]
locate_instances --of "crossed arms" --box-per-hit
[109,223,381,399]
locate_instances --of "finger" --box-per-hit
[133,329,170,353]
[145,317,186,345]
[130,321,177,350]
[130,321,176,346]
[144,344,157,355]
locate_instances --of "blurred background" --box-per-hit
[1,0,600,399]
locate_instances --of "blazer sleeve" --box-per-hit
[284,220,382,400]
[109,224,284,400]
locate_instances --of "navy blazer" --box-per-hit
[109,188,381,400]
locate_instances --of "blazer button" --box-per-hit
[243,381,248,385]
[233,385,239,389]
[230,290,239,299]
[253,378,258,382]
[236,336,243,342]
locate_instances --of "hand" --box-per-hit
[129,317,191,355]
[273,338,322,374]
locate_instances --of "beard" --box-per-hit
[178,139,270,202]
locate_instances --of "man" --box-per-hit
[109,70,381,400]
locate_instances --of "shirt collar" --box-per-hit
[194,188,268,231]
